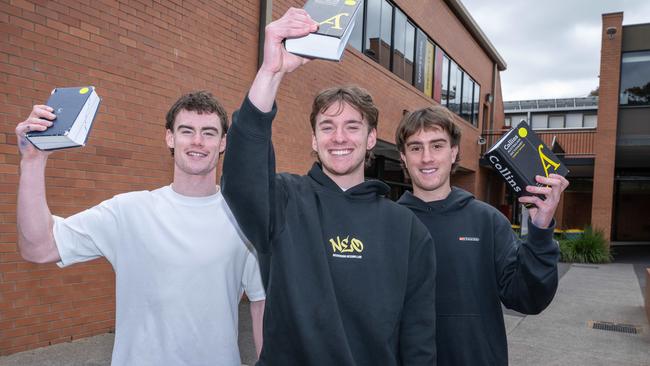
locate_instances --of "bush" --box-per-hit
[559,227,612,264]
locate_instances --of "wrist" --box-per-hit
[20,155,48,170]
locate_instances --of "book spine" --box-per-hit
[485,149,531,197]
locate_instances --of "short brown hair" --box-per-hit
[395,106,462,171]
[309,86,379,166]
[165,91,229,156]
[309,86,378,133]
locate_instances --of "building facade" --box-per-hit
[496,13,650,243]
[0,0,506,355]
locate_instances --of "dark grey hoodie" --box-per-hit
[398,187,559,366]
[222,96,436,366]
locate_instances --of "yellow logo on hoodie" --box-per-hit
[329,235,364,258]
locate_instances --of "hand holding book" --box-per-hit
[16,105,56,160]
[519,173,570,229]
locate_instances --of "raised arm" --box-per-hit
[16,105,60,263]
[496,174,569,314]
[221,8,316,253]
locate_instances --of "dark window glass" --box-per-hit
[349,1,364,51]
[413,29,428,93]
[461,73,473,122]
[620,51,650,106]
[472,82,480,126]
[404,22,415,84]
[441,55,450,106]
[378,0,393,69]
[448,60,462,114]
[364,0,381,62]
[392,9,406,78]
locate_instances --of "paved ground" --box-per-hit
[2,247,649,366]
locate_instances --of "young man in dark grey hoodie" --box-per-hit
[395,106,569,366]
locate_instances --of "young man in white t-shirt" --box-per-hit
[15,91,265,365]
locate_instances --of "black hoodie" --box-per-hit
[222,96,436,366]
[398,188,559,366]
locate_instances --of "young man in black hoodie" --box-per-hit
[395,106,568,366]
[221,7,436,366]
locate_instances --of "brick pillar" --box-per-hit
[555,193,565,230]
[592,12,623,242]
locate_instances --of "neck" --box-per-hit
[172,171,218,197]
[413,184,452,203]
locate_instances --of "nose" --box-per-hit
[333,127,346,143]
[191,132,204,146]
[422,146,434,163]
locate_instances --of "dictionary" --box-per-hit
[484,121,569,197]
[284,0,362,61]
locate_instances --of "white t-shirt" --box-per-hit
[53,185,265,366]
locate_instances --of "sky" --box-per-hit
[460,0,650,101]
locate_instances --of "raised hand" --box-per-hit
[519,174,570,229]
[15,105,56,160]
[260,7,318,75]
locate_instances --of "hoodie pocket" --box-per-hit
[436,314,497,366]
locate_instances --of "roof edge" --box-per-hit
[444,0,507,71]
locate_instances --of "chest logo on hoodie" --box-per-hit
[458,236,480,242]
[329,235,364,259]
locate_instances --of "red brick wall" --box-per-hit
[0,0,260,354]
[1,0,503,355]
[592,12,623,241]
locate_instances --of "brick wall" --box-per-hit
[0,0,503,355]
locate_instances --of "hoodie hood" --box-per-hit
[397,186,474,214]
[308,163,389,198]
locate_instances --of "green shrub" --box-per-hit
[559,227,612,264]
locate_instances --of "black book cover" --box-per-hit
[305,0,360,39]
[484,121,569,197]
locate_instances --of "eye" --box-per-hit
[203,131,217,137]
[408,145,422,152]
[180,129,193,135]
[320,125,334,133]
[347,124,361,131]
[433,144,444,150]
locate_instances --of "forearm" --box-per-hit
[17,158,59,263]
[248,69,284,113]
[249,299,265,357]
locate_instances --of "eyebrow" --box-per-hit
[317,119,363,125]
[177,124,220,133]
[406,138,448,146]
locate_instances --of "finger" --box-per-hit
[525,185,552,196]
[32,106,57,120]
[518,195,543,207]
[534,175,561,187]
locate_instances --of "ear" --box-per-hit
[366,128,377,150]
[165,129,174,149]
[219,133,227,154]
[400,152,408,169]
[311,133,318,152]
[451,144,459,162]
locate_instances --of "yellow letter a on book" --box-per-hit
[538,144,560,177]
[320,13,349,30]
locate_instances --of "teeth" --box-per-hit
[331,149,352,156]
[188,152,206,157]
[420,168,436,174]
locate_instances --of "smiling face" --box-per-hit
[165,109,226,180]
[400,127,458,201]
[311,101,377,189]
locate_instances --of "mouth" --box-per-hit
[186,151,208,158]
[419,168,437,175]
[329,148,353,156]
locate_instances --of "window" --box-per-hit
[349,1,364,51]
[404,22,415,84]
[460,73,473,122]
[378,0,393,69]
[566,113,583,128]
[364,0,381,63]
[440,54,450,106]
[504,117,511,127]
[548,115,564,129]
[531,114,548,129]
[448,61,462,114]
[392,9,406,78]
[583,114,597,128]
[472,82,480,126]
[620,51,650,106]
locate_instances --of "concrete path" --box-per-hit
[2,262,648,366]
[507,263,650,366]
